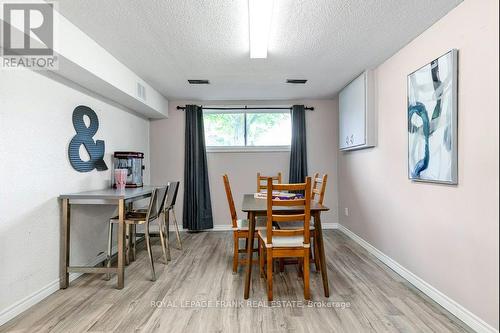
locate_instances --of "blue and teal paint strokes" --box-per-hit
[408,59,442,178]
[407,49,457,183]
[408,102,430,177]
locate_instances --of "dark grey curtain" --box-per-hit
[289,105,308,183]
[183,105,214,231]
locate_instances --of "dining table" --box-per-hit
[59,186,157,289]
[240,194,330,299]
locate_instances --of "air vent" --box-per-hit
[286,79,307,84]
[188,79,210,84]
[136,82,146,101]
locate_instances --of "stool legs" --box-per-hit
[125,224,130,265]
[131,225,136,262]
[107,216,166,282]
[158,213,168,264]
[171,208,182,250]
[163,210,171,261]
[145,220,156,281]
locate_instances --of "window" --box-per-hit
[204,109,291,151]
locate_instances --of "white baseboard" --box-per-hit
[0,251,109,327]
[321,222,339,229]
[337,224,498,333]
[212,225,233,231]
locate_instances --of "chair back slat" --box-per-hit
[165,181,180,208]
[273,229,305,237]
[311,173,328,205]
[257,172,282,192]
[272,183,304,191]
[272,199,306,207]
[272,214,305,222]
[266,177,311,247]
[222,174,238,228]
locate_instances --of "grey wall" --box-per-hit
[150,99,339,228]
[338,0,499,329]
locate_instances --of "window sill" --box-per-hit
[206,146,291,153]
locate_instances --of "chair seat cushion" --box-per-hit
[276,221,315,230]
[258,229,305,248]
[236,217,267,231]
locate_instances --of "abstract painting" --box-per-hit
[408,49,458,184]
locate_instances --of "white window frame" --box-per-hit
[203,106,292,153]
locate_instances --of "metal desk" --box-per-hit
[59,186,156,289]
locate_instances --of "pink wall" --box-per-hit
[150,99,339,228]
[339,0,499,329]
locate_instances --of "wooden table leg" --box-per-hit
[244,211,256,299]
[60,199,70,289]
[117,199,125,289]
[314,212,330,297]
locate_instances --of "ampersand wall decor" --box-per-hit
[68,105,108,172]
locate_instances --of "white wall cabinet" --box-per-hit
[339,71,377,151]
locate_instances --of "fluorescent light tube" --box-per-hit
[248,0,274,59]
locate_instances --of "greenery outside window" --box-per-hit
[203,108,291,151]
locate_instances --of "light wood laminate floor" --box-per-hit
[0,230,472,333]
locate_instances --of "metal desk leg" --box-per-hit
[314,212,330,297]
[117,199,125,289]
[60,199,70,289]
[244,211,256,299]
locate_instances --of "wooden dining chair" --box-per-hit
[223,174,266,273]
[256,172,282,193]
[311,173,328,205]
[107,186,168,281]
[276,173,328,271]
[258,177,312,301]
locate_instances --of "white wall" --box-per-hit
[150,99,339,228]
[338,0,499,330]
[0,69,150,324]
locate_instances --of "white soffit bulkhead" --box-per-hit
[0,1,169,119]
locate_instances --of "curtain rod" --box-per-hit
[176,105,314,111]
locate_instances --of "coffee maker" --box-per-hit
[112,151,144,188]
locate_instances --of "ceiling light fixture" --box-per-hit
[248,0,274,59]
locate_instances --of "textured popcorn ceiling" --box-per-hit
[57,0,462,100]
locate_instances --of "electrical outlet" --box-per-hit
[344,208,349,216]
